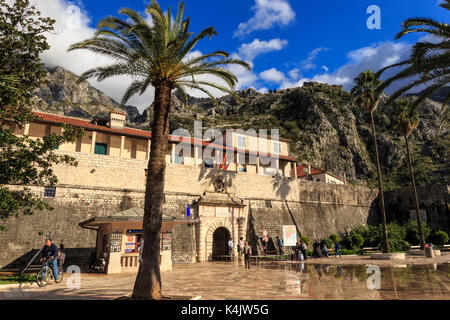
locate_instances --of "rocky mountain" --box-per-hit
[33,67,146,123]
[32,67,449,189]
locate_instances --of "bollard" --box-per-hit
[425,246,435,258]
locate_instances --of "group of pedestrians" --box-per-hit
[294,240,308,261]
[230,237,252,269]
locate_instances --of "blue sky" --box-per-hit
[37,0,449,111]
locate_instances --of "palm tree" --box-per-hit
[351,70,390,253]
[68,0,250,300]
[393,99,426,250]
[378,0,449,131]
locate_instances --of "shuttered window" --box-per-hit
[94,143,108,155]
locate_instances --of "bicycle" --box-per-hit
[36,257,64,287]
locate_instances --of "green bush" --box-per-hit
[350,234,364,249]
[431,230,449,245]
[300,236,311,245]
[404,219,431,245]
[320,238,334,249]
[329,234,340,243]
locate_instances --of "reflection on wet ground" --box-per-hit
[1,261,449,300]
[260,261,450,300]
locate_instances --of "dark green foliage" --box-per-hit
[0,0,54,125]
[431,230,449,245]
[0,0,82,230]
[300,235,310,245]
[329,234,340,243]
[320,238,333,249]
[339,223,413,252]
[350,234,364,249]
[404,219,431,245]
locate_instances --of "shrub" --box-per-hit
[431,230,449,246]
[329,234,340,243]
[404,219,431,245]
[300,236,311,245]
[350,234,364,249]
[320,238,333,249]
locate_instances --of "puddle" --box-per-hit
[259,262,450,300]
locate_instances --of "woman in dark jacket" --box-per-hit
[243,241,252,269]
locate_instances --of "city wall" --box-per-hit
[1,151,380,268]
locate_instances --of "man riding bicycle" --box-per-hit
[40,239,59,281]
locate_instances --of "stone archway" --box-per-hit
[212,227,230,260]
[205,220,234,261]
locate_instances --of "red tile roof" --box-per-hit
[295,164,325,177]
[32,111,298,162]
[293,164,344,181]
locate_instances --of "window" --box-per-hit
[43,187,56,198]
[265,200,272,208]
[204,158,214,168]
[239,167,247,173]
[237,135,246,148]
[272,142,281,154]
[125,233,143,253]
[94,142,108,155]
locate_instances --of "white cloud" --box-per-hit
[234,0,295,37]
[260,68,285,83]
[228,38,288,90]
[237,38,288,61]
[301,47,328,71]
[310,41,412,92]
[288,68,300,79]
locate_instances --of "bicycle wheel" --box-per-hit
[55,266,64,283]
[36,267,49,287]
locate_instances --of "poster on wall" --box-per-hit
[125,235,136,253]
[283,225,297,246]
[110,232,122,253]
[162,232,172,251]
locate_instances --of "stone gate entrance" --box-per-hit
[194,191,247,262]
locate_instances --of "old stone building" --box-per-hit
[1,110,382,269]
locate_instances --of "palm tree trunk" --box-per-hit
[370,112,390,253]
[404,136,426,250]
[132,82,172,300]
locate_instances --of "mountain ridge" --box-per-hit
[32,66,449,189]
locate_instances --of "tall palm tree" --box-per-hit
[378,0,449,131]
[351,70,390,253]
[68,0,250,300]
[393,99,426,250]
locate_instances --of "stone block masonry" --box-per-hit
[1,151,380,268]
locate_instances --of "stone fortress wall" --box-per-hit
[1,151,382,268]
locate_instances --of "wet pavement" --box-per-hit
[1,260,449,300]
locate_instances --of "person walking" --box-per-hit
[300,240,308,261]
[334,241,342,258]
[228,238,234,257]
[322,244,329,258]
[276,236,284,255]
[296,242,304,261]
[238,237,244,258]
[243,241,252,269]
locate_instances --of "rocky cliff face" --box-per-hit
[33,67,145,123]
[32,67,449,189]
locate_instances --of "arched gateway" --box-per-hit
[194,191,247,262]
